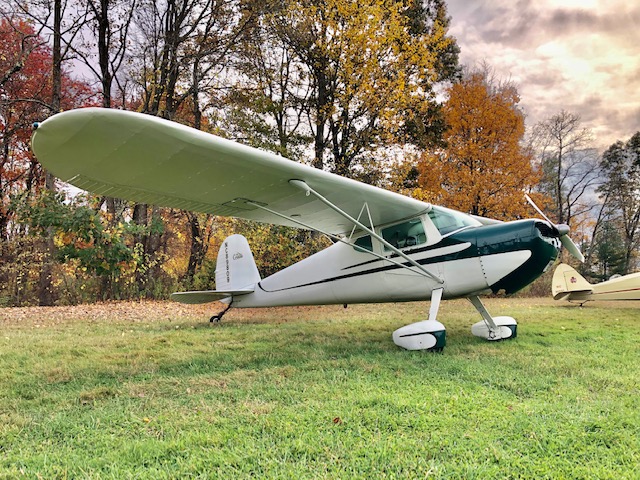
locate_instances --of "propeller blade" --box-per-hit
[555,224,570,236]
[524,194,585,262]
[524,193,553,224]
[560,235,585,263]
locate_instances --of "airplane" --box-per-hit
[552,263,640,304]
[31,108,584,351]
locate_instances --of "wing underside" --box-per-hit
[32,108,430,235]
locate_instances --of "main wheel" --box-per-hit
[392,320,446,351]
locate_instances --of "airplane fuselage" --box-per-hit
[233,219,560,308]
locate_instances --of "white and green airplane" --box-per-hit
[32,108,584,351]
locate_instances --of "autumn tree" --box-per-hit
[416,66,537,219]
[246,0,459,177]
[1,19,49,240]
[71,0,136,109]
[225,6,311,160]
[131,0,249,120]
[597,132,640,273]
[0,18,95,304]
[0,18,94,234]
[127,0,254,290]
[530,110,600,226]
[128,0,211,290]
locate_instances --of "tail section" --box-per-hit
[552,263,593,301]
[171,234,260,304]
[215,234,261,290]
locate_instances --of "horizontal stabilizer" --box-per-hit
[171,289,254,304]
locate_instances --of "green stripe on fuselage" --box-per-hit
[270,220,559,295]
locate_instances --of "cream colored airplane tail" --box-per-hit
[551,263,593,300]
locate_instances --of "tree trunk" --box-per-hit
[38,0,63,306]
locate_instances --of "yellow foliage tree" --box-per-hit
[417,67,539,220]
[266,0,459,176]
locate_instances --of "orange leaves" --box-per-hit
[54,231,93,250]
[417,68,538,220]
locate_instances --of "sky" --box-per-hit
[446,0,640,150]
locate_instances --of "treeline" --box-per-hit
[0,1,638,306]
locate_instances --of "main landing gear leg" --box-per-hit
[210,301,233,323]
[392,288,446,351]
[468,296,517,341]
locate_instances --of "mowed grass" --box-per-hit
[0,298,638,479]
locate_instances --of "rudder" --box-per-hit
[552,263,592,300]
[215,234,261,290]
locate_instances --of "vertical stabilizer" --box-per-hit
[215,234,261,290]
[552,263,593,300]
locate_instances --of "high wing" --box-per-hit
[31,108,430,235]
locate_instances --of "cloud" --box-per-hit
[446,0,640,148]
[546,7,640,42]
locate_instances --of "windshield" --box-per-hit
[428,206,482,236]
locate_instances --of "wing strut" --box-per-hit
[348,203,375,240]
[244,200,437,280]
[289,180,443,284]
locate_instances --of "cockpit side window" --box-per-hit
[353,235,373,252]
[428,206,481,236]
[381,218,426,251]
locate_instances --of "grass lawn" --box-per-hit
[1,298,638,479]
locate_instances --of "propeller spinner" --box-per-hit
[524,194,585,263]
